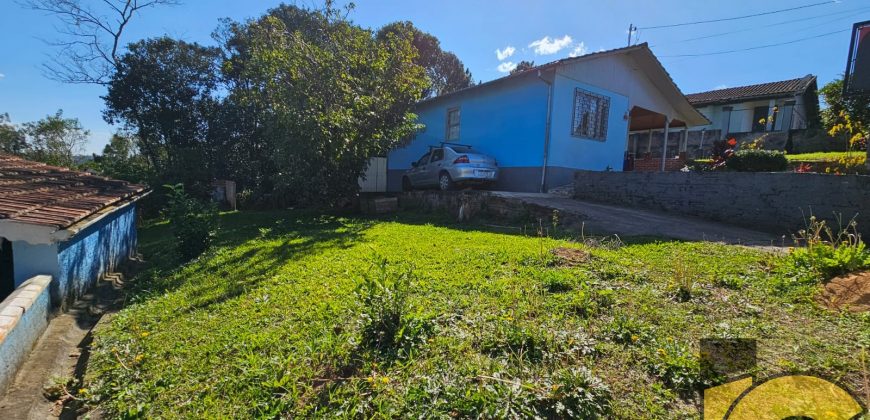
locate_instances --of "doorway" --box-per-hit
[0,238,13,301]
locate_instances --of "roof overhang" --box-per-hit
[624,47,710,127]
[417,43,710,127]
[0,190,150,245]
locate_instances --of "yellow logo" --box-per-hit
[704,374,865,420]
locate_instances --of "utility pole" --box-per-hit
[627,24,635,46]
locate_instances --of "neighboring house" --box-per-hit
[0,154,149,308]
[386,43,709,191]
[681,75,819,152]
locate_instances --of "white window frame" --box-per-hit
[446,107,460,141]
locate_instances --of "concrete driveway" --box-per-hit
[491,191,786,247]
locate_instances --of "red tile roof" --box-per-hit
[685,75,816,106]
[0,154,148,229]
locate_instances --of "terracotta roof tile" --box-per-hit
[685,75,816,106]
[0,154,148,229]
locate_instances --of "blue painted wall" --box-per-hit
[55,204,137,305]
[546,74,629,186]
[387,73,549,191]
[386,70,629,191]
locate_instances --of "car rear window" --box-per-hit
[448,146,479,154]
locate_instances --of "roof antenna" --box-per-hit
[627,24,635,46]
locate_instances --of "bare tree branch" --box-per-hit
[21,0,179,84]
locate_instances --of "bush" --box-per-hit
[164,184,218,260]
[789,216,870,279]
[646,338,707,394]
[356,257,432,357]
[725,149,788,172]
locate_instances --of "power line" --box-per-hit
[666,5,870,45]
[638,1,837,30]
[659,28,848,57]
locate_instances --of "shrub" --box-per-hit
[789,215,870,278]
[460,367,612,418]
[606,313,652,345]
[565,281,615,318]
[538,367,612,418]
[480,321,547,362]
[725,149,788,172]
[646,338,706,394]
[163,183,218,260]
[356,257,431,357]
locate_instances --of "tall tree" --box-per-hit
[22,110,89,167]
[23,0,179,84]
[0,113,27,155]
[820,78,869,149]
[93,131,152,183]
[376,21,473,97]
[103,37,220,194]
[510,60,535,75]
[226,4,427,203]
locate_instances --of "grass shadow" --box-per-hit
[127,210,373,312]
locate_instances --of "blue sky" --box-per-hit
[0,0,867,154]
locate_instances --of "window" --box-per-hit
[446,108,460,140]
[416,152,431,166]
[571,88,610,140]
[430,148,444,162]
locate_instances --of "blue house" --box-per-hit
[387,43,709,191]
[0,154,148,308]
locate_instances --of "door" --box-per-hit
[752,106,769,132]
[425,148,446,186]
[408,152,431,186]
[0,238,13,301]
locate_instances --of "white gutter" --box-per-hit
[538,70,554,193]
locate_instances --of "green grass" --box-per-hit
[785,151,866,163]
[84,210,870,418]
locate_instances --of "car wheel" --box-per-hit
[438,172,453,191]
[402,176,413,192]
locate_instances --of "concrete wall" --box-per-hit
[573,170,870,235]
[0,275,52,395]
[11,242,59,288]
[55,204,137,306]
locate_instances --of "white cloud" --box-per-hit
[568,42,588,58]
[529,35,572,55]
[497,61,517,73]
[495,46,516,61]
[714,84,728,90]
[0,73,5,80]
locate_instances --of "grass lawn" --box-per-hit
[785,151,867,163]
[83,210,869,418]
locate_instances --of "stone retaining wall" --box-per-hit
[574,171,870,236]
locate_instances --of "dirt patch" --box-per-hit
[551,247,591,267]
[817,271,870,312]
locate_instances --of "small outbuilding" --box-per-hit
[387,43,710,191]
[0,154,149,307]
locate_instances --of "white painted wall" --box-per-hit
[556,54,682,121]
[359,157,387,192]
[689,97,808,134]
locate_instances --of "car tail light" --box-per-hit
[453,155,469,164]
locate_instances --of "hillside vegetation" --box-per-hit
[84,211,869,418]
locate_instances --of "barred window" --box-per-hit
[571,88,610,140]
